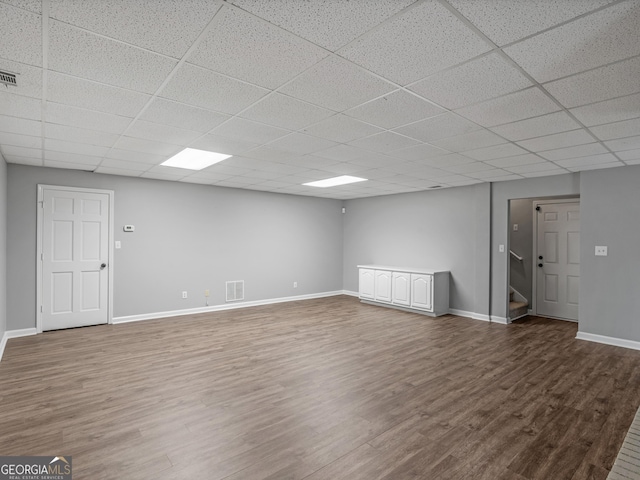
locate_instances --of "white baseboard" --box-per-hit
[342,290,359,297]
[490,316,509,324]
[576,331,640,351]
[449,308,501,323]
[113,290,346,324]
[0,328,38,363]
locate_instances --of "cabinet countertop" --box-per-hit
[358,265,449,275]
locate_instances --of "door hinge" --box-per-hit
[40,306,43,313]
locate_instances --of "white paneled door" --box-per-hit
[40,187,112,331]
[536,202,580,321]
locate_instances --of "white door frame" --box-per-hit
[36,185,115,333]
[531,198,580,319]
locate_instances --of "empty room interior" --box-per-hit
[2,0,640,478]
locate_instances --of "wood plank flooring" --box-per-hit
[1,295,640,479]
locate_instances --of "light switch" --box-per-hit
[115,241,121,249]
[499,244,505,253]
[595,246,608,256]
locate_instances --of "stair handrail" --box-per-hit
[510,250,524,262]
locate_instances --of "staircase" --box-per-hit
[509,289,529,319]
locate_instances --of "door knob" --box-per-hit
[538,255,543,260]
[100,263,107,269]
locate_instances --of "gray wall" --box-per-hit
[0,156,6,340]
[342,183,491,315]
[7,165,344,330]
[579,165,640,341]
[509,198,534,304]
[491,174,581,319]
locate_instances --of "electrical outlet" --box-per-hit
[115,240,121,249]
[204,289,210,297]
[293,282,298,288]
[499,244,505,253]
[595,246,608,256]
[513,224,518,231]
[182,291,188,299]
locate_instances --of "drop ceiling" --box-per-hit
[0,0,638,199]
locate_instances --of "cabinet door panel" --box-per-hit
[392,272,411,306]
[374,270,392,303]
[411,274,433,311]
[359,269,375,299]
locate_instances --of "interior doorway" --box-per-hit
[508,196,580,322]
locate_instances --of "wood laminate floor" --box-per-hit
[1,296,640,479]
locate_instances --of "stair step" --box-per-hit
[509,301,529,319]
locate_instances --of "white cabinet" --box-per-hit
[357,265,449,317]
[410,274,432,311]
[374,270,392,303]
[392,272,411,306]
[359,268,375,299]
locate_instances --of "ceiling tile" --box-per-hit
[490,111,581,141]
[47,72,150,117]
[618,149,640,161]
[45,123,119,147]
[1,145,41,159]
[0,131,40,149]
[45,139,109,157]
[516,129,595,152]
[486,153,546,168]
[43,159,98,171]
[605,135,640,153]
[544,56,640,108]
[189,6,328,90]
[447,0,614,46]
[189,134,259,156]
[340,1,491,85]
[301,114,383,143]
[106,148,168,165]
[441,161,495,174]
[456,87,560,127]
[468,170,520,181]
[239,93,334,130]
[433,174,476,185]
[0,3,41,66]
[229,0,416,51]
[44,150,102,165]
[209,118,289,144]
[0,115,41,137]
[243,146,300,163]
[462,143,528,161]
[126,120,202,146]
[570,93,640,127]
[49,21,178,94]
[409,52,531,109]
[504,2,640,83]
[265,133,338,156]
[279,56,395,112]
[394,113,482,142]
[555,153,619,168]
[314,162,369,175]
[99,158,151,172]
[275,155,338,169]
[160,63,269,115]
[348,131,420,153]
[520,168,570,178]
[0,59,41,98]
[3,0,41,13]
[344,90,445,129]
[350,152,405,169]
[46,103,132,134]
[505,160,562,174]
[49,0,222,58]
[313,144,368,162]
[421,153,476,168]
[113,136,181,156]
[141,169,188,181]
[430,129,506,152]
[94,167,142,178]
[565,161,624,172]
[539,142,608,161]
[139,98,230,133]
[390,143,450,162]
[0,92,41,120]
[2,155,42,166]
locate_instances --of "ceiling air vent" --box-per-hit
[226,280,244,302]
[0,71,17,87]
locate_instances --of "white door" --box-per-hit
[411,274,433,312]
[392,272,411,306]
[374,270,392,303]
[41,188,111,331]
[536,202,580,321]
[359,268,375,299]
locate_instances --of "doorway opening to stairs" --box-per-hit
[507,196,580,323]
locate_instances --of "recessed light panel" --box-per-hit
[161,147,231,170]
[303,175,367,188]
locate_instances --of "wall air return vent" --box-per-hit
[0,71,17,87]
[226,280,244,302]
